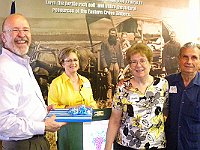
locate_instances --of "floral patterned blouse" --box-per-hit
[113,77,169,149]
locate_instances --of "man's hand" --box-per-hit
[45,115,67,132]
[47,104,55,113]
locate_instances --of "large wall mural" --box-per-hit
[0,0,199,105]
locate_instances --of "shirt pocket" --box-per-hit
[183,100,200,121]
[182,101,200,140]
[182,101,200,142]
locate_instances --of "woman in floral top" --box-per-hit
[105,43,168,150]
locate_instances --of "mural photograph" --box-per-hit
[0,0,199,104]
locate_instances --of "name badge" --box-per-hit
[169,86,177,93]
[83,82,90,88]
[130,94,139,103]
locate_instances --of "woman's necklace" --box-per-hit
[70,77,78,83]
[131,75,153,94]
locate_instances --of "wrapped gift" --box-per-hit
[46,105,93,122]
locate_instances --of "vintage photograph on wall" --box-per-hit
[0,0,199,108]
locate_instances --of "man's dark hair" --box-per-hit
[109,28,116,34]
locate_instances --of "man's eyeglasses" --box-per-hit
[130,59,148,66]
[3,28,30,34]
[64,58,79,63]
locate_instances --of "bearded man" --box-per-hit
[100,28,124,100]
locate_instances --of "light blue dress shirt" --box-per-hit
[0,48,47,141]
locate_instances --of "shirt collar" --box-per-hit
[192,72,200,86]
[168,72,200,86]
[168,73,182,82]
[61,72,84,84]
[2,47,30,65]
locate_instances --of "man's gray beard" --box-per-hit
[13,47,29,57]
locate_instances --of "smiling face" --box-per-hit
[1,14,31,57]
[129,53,151,78]
[62,52,79,74]
[179,47,200,75]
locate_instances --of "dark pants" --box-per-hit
[114,141,166,150]
[107,62,120,88]
[114,141,137,150]
[107,62,120,99]
[2,135,50,150]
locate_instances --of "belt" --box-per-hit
[2,134,45,143]
[32,132,46,138]
[32,134,44,138]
